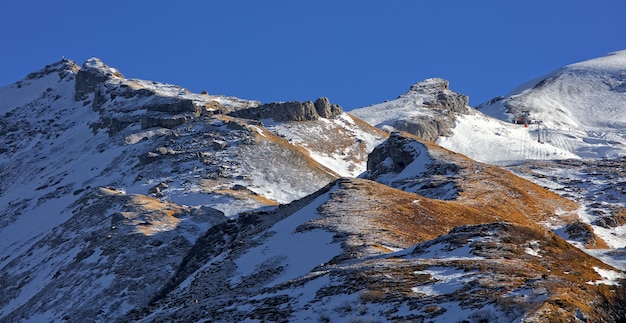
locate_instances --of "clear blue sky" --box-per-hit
[1,1,624,110]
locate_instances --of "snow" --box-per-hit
[436,108,587,165]
[524,241,542,258]
[262,113,385,177]
[350,91,433,128]
[455,50,626,164]
[587,266,626,286]
[412,241,484,261]
[412,266,477,296]
[0,72,62,114]
[232,184,342,287]
[2,53,626,321]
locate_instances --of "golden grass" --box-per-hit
[101,193,189,236]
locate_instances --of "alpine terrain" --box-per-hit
[1,51,626,322]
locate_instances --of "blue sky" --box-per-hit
[1,1,624,110]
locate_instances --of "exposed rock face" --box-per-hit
[75,57,124,101]
[388,78,469,140]
[366,132,424,178]
[230,97,343,121]
[25,59,80,82]
[140,97,202,129]
[392,114,451,142]
[351,78,469,142]
[314,97,343,118]
[407,78,469,114]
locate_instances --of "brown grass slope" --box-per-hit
[301,177,624,321]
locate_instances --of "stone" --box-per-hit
[366,132,424,178]
[75,58,124,101]
[314,97,343,118]
[230,97,343,122]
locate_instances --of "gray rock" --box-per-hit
[230,97,343,122]
[391,78,469,141]
[314,97,342,118]
[75,58,124,101]
[366,132,423,178]
[141,113,194,129]
[392,114,453,142]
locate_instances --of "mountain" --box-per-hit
[119,133,622,322]
[443,50,626,163]
[352,51,626,165]
[0,58,385,321]
[1,55,626,322]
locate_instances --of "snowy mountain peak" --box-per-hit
[75,57,125,100]
[568,49,626,71]
[82,57,124,78]
[350,78,469,141]
[2,54,626,322]
[23,58,80,82]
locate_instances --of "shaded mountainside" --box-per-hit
[0,56,625,322]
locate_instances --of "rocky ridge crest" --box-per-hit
[230,97,343,121]
[350,77,470,141]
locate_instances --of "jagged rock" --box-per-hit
[392,114,452,141]
[139,97,201,129]
[407,78,469,114]
[314,97,343,118]
[145,97,200,115]
[426,91,468,114]
[141,113,194,129]
[395,78,468,140]
[366,132,423,178]
[75,58,124,101]
[26,59,80,82]
[593,206,626,228]
[230,97,343,122]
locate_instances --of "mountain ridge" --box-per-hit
[1,54,626,322]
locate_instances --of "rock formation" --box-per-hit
[75,57,124,101]
[230,97,343,121]
[391,78,469,140]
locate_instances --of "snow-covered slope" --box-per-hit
[450,50,626,163]
[122,136,623,322]
[352,52,626,165]
[2,55,626,322]
[0,58,384,321]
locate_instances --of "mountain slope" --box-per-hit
[452,50,626,163]
[0,58,383,322]
[1,56,625,322]
[124,177,623,322]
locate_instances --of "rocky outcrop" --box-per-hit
[392,78,469,140]
[75,57,124,101]
[366,132,425,178]
[140,97,202,129]
[313,97,343,118]
[392,114,452,142]
[406,78,469,114]
[230,97,343,122]
[25,59,80,82]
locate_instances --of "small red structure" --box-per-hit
[513,110,531,127]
